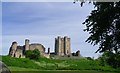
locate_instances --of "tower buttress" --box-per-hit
[57,36,61,56]
[55,38,57,55]
[9,41,17,57]
[61,38,64,56]
[64,36,71,55]
[55,36,62,56]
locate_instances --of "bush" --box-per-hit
[25,50,32,58]
[25,49,40,60]
[86,57,94,61]
[98,51,120,68]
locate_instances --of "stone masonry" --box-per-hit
[55,36,71,56]
[9,36,80,59]
[9,39,50,58]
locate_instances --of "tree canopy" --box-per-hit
[82,2,120,53]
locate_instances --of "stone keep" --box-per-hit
[55,36,71,56]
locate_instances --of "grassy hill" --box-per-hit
[1,56,120,73]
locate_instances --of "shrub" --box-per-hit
[25,49,40,60]
[25,50,32,58]
[86,57,94,61]
[98,51,120,68]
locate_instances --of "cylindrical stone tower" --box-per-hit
[25,39,29,51]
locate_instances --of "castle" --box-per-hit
[9,36,80,58]
[8,39,50,58]
[55,36,71,56]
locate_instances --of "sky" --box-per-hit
[2,2,100,58]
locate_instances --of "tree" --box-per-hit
[76,1,120,68]
[82,2,120,53]
[25,49,40,60]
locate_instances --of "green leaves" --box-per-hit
[83,2,120,53]
[98,51,120,68]
[25,50,32,58]
[25,49,40,60]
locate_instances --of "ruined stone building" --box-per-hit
[55,36,71,56]
[9,39,50,58]
[9,36,80,59]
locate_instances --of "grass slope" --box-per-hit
[2,56,44,69]
[1,56,120,73]
[8,67,117,73]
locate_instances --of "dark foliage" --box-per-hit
[25,49,40,60]
[98,51,120,68]
[86,57,94,61]
[74,1,120,68]
[82,2,120,53]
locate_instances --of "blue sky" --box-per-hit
[2,2,100,58]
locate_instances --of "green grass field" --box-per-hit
[1,56,120,73]
[8,67,117,73]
